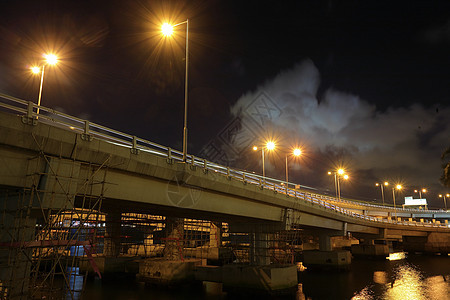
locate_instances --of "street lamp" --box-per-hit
[392,184,402,219]
[414,188,427,199]
[328,169,349,202]
[30,53,58,115]
[161,20,189,162]
[439,193,449,210]
[285,148,302,189]
[375,181,389,205]
[253,141,275,181]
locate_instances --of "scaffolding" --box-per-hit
[0,137,306,299]
[0,146,108,299]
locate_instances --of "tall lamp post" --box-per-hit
[414,188,427,199]
[328,169,349,202]
[375,181,389,205]
[162,20,189,162]
[392,184,402,219]
[253,141,275,182]
[439,193,449,210]
[285,148,302,189]
[31,53,58,115]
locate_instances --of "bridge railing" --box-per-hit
[0,93,448,229]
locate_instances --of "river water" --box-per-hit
[82,254,449,300]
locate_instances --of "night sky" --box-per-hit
[1,0,449,207]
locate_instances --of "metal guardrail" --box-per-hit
[0,92,448,229]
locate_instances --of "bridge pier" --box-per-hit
[0,193,35,300]
[351,238,389,258]
[163,217,184,260]
[104,210,122,257]
[303,232,352,270]
[403,232,450,254]
[249,232,271,265]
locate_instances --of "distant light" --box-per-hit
[293,148,302,156]
[31,66,41,74]
[252,145,258,151]
[328,171,332,175]
[266,141,275,151]
[44,53,58,65]
[386,252,406,261]
[161,23,174,36]
[375,183,379,186]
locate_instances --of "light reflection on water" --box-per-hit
[351,262,449,300]
[65,267,83,300]
[81,256,449,299]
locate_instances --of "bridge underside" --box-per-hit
[0,109,449,298]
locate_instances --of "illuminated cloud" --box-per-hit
[230,60,450,203]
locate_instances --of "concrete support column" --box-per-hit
[249,232,270,265]
[209,222,222,248]
[319,235,332,251]
[104,211,121,257]
[0,194,36,300]
[164,217,184,260]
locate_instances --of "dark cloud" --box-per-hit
[228,60,450,206]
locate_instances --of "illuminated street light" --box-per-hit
[285,148,302,189]
[375,181,389,205]
[328,169,349,201]
[30,53,58,115]
[439,193,450,210]
[266,141,275,151]
[161,19,189,162]
[161,23,174,36]
[414,188,427,199]
[392,184,402,219]
[252,141,276,181]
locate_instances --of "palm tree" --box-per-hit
[441,147,450,187]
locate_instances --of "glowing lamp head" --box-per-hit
[161,23,174,36]
[439,194,443,198]
[266,141,275,151]
[375,183,380,186]
[343,174,349,180]
[396,184,402,190]
[384,181,389,186]
[44,53,58,65]
[422,188,427,193]
[338,169,345,175]
[31,66,41,74]
[447,193,450,197]
[252,146,258,151]
[328,171,332,175]
[293,148,302,156]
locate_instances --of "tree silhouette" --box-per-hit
[441,147,450,187]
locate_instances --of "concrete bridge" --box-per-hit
[1,93,449,298]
